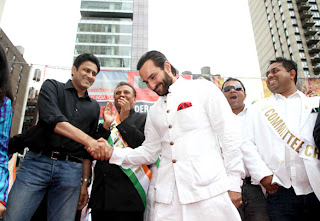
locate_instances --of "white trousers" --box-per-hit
[151,185,241,221]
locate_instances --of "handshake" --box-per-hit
[85,137,114,161]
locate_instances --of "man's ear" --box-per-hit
[164,61,172,74]
[71,65,76,77]
[289,69,296,82]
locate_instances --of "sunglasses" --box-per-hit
[223,85,243,93]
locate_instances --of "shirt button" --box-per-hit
[169,124,173,129]
[75,108,78,112]
[172,159,177,163]
[167,110,170,113]
[164,100,167,103]
[170,141,174,145]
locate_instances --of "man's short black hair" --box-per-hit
[269,57,298,84]
[221,77,246,93]
[137,50,177,76]
[73,53,100,73]
[114,81,136,98]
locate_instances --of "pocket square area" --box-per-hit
[177,102,192,111]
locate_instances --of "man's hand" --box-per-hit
[118,98,130,122]
[102,102,115,129]
[0,203,6,217]
[78,184,89,210]
[98,138,114,160]
[228,191,242,208]
[85,138,113,161]
[260,175,278,194]
[85,139,108,160]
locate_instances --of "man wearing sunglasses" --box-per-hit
[239,58,320,220]
[222,78,269,221]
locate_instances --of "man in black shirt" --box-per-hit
[84,82,147,221]
[4,53,105,221]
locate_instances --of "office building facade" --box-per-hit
[74,0,148,71]
[248,0,320,78]
[0,28,31,136]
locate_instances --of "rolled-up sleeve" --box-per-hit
[37,79,68,128]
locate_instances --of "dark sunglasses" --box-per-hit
[223,85,243,93]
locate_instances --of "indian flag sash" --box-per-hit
[261,101,319,161]
[108,114,152,207]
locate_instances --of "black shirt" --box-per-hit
[30,79,100,158]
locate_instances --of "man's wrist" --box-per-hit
[81,177,91,186]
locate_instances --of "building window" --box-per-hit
[310,5,318,11]
[296,35,302,41]
[12,55,16,61]
[288,3,293,9]
[313,12,320,18]
[20,65,24,72]
[16,85,19,93]
[304,70,311,77]
[300,52,306,59]
[18,74,21,82]
[10,66,14,73]
[290,11,295,17]
[5,47,9,54]
[297,43,303,50]
[291,18,297,25]
[302,61,308,68]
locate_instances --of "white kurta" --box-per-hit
[111,78,244,208]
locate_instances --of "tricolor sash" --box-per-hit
[108,114,152,207]
[260,101,319,161]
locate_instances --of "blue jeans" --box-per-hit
[238,182,269,221]
[267,186,320,221]
[3,151,82,221]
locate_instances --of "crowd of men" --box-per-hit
[2,51,320,221]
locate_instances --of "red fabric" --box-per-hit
[177,102,192,111]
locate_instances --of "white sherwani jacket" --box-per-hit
[242,92,320,199]
[111,78,244,204]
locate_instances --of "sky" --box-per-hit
[0,0,265,101]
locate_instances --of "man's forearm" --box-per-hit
[54,121,95,147]
[81,159,92,187]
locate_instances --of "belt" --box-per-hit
[243,177,251,185]
[33,150,83,163]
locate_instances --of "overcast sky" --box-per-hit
[1,0,261,78]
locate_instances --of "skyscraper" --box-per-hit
[74,0,148,71]
[248,0,320,78]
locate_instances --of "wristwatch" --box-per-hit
[81,177,91,185]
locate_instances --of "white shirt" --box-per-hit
[236,106,250,178]
[273,92,312,195]
[243,91,320,198]
[110,78,244,204]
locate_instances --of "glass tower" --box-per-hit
[74,0,148,71]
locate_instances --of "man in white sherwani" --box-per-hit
[88,50,245,221]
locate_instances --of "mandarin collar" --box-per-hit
[168,76,184,94]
